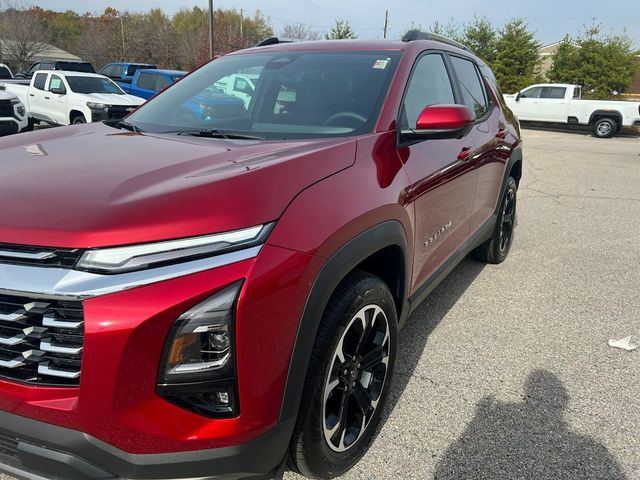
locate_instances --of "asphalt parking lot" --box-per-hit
[2,128,639,480]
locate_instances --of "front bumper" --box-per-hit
[0,243,314,477]
[0,409,291,480]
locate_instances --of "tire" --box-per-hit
[593,117,617,138]
[72,115,87,125]
[23,118,35,132]
[473,176,517,264]
[289,271,398,478]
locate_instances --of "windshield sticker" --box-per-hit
[50,77,62,89]
[373,59,390,70]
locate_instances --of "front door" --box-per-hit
[399,52,477,291]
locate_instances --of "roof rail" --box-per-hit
[255,37,295,47]
[401,30,474,54]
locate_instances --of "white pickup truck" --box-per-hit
[2,70,145,127]
[0,89,28,136]
[504,83,640,138]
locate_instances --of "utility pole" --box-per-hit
[120,16,125,59]
[383,10,389,39]
[208,0,215,59]
[240,9,244,43]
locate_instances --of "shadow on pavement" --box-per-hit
[378,256,486,429]
[434,370,627,480]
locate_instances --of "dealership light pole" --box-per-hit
[208,0,215,60]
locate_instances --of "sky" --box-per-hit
[26,0,640,47]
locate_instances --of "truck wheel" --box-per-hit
[23,118,35,132]
[289,271,397,478]
[473,176,517,264]
[593,118,617,138]
[72,115,87,125]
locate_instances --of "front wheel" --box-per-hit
[289,272,398,478]
[473,176,517,264]
[593,117,617,138]
[72,115,87,125]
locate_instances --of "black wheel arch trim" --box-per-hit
[279,220,409,423]
[588,110,622,125]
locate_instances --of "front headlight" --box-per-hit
[76,224,271,273]
[158,281,242,417]
[86,102,108,110]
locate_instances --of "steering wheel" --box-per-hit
[323,111,367,127]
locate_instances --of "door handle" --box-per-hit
[496,129,508,139]
[29,93,35,97]
[457,147,472,161]
[44,96,50,100]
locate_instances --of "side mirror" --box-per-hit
[515,91,522,102]
[401,104,475,141]
[50,86,66,95]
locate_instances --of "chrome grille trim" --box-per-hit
[0,294,83,386]
[0,245,261,300]
[0,249,56,260]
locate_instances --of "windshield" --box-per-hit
[127,50,402,139]
[66,76,125,94]
[58,62,95,73]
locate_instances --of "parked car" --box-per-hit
[0,89,28,135]
[0,64,13,79]
[0,33,522,480]
[2,70,145,127]
[118,68,186,99]
[15,60,96,79]
[504,83,640,138]
[99,62,157,85]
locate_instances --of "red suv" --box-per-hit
[0,32,521,480]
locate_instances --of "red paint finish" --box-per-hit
[0,38,521,466]
[415,104,475,130]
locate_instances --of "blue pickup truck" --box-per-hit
[118,69,186,100]
[99,63,156,85]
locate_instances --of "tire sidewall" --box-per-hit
[593,118,616,138]
[492,177,517,262]
[299,276,398,478]
[72,115,86,125]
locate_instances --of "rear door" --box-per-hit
[537,86,568,122]
[29,72,50,121]
[400,52,478,290]
[449,56,509,229]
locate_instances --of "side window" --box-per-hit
[113,66,125,78]
[573,88,581,100]
[48,75,65,93]
[28,63,41,74]
[450,56,489,118]
[137,72,156,91]
[540,86,566,99]
[155,75,170,92]
[101,65,115,77]
[520,86,542,99]
[233,77,254,95]
[33,72,47,90]
[401,54,455,128]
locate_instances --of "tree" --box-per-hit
[461,15,497,64]
[0,5,50,70]
[325,19,357,40]
[547,36,579,83]
[428,18,461,43]
[280,22,321,41]
[549,22,638,98]
[492,18,541,93]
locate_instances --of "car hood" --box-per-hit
[78,93,145,105]
[0,90,17,101]
[0,123,356,248]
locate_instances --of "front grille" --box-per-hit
[0,433,18,460]
[0,100,12,118]
[0,244,82,268]
[0,294,83,387]
[107,105,134,120]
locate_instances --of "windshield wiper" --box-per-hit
[169,129,265,140]
[114,120,143,133]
